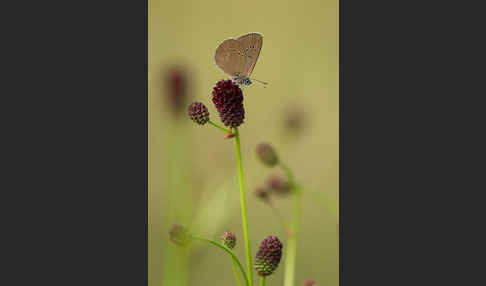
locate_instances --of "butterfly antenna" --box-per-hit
[251,78,269,88]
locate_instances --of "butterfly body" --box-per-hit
[232,73,252,86]
[214,32,266,87]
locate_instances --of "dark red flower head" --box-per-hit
[165,66,188,116]
[254,235,283,276]
[188,102,210,125]
[211,80,245,127]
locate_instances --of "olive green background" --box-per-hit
[149,0,338,285]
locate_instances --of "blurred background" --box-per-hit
[149,0,338,285]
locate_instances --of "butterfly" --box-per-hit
[214,32,268,87]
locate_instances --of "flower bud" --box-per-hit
[283,107,307,137]
[254,235,283,276]
[254,186,270,201]
[303,278,317,286]
[221,231,237,249]
[266,174,291,195]
[188,101,210,125]
[169,224,191,247]
[255,142,279,167]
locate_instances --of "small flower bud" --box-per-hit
[254,186,270,201]
[221,231,237,249]
[188,102,210,125]
[254,235,283,276]
[169,224,191,247]
[255,142,279,167]
[212,80,245,127]
[266,174,291,195]
[283,107,307,137]
[303,278,317,286]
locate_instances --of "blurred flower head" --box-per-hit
[212,80,245,127]
[303,278,317,286]
[164,65,189,117]
[283,107,307,136]
[221,231,237,249]
[266,174,291,195]
[255,142,279,167]
[254,186,270,201]
[169,224,191,247]
[188,101,210,125]
[254,235,283,276]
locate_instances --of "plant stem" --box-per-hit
[208,120,232,133]
[232,259,243,286]
[280,162,300,286]
[259,277,266,286]
[161,122,190,286]
[192,236,250,286]
[234,127,254,286]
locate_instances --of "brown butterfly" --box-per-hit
[214,32,268,87]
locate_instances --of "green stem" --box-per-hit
[208,120,232,133]
[162,122,190,286]
[259,277,266,286]
[192,236,250,286]
[234,127,254,286]
[280,163,300,286]
[232,259,243,286]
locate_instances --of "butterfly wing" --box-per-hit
[214,39,247,77]
[236,32,263,77]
